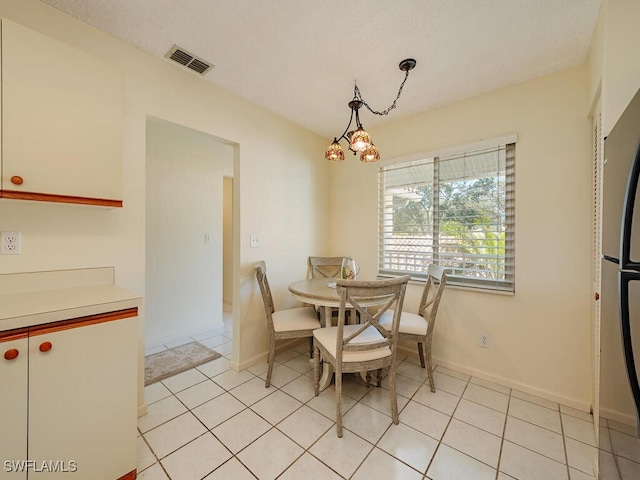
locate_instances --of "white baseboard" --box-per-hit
[396,344,592,413]
[137,403,148,418]
[234,339,307,371]
[599,406,637,427]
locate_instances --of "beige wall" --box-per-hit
[329,66,594,409]
[587,0,606,115]
[0,0,330,410]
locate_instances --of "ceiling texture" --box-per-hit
[40,0,602,140]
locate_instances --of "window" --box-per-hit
[378,142,515,292]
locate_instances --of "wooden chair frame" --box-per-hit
[308,255,360,325]
[406,265,447,392]
[307,256,345,279]
[255,261,320,387]
[313,275,410,437]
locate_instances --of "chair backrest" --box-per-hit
[308,256,345,279]
[417,265,448,338]
[334,275,411,362]
[255,261,275,332]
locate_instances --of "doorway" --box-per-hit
[144,116,234,358]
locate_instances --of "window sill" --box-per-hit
[377,275,515,296]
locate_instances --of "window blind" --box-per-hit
[378,143,516,292]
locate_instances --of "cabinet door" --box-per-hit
[1,19,123,206]
[28,316,137,480]
[0,331,28,480]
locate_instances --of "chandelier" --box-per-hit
[325,58,417,163]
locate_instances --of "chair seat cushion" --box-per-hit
[379,310,428,336]
[313,325,391,363]
[272,307,320,332]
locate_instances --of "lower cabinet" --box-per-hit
[0,309,138,480]
[0,331,28,480]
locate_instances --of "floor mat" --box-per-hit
[145,341,221,386]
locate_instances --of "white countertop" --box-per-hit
[0,284,142,331]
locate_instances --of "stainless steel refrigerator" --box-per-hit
[600,88,640,479]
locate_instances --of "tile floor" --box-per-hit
[144,313,235,358]
[139,328,640,480]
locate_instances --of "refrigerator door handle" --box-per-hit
[619,270,640,436]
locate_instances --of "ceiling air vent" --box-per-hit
[165,45,214,76]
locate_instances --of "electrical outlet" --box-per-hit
[1,231,21,255]
[480,333,489,348]
[250,235,260,248]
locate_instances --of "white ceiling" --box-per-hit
[40,0,602,140]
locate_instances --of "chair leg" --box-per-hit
[266,335,276,388]
[389,361,399,425]
[313,344,321,396]
[309,337,313,359]
[417,341,426,368]
[426,344,436,393]
[376,368,383,387]
[365,370,372,387]
[335,369,343,438]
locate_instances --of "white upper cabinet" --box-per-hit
[0,19,124,207]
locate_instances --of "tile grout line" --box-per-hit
[144,351,347,479]
[139,432,173,478]
[494,389,512,480]
[342,365,429,479]
[559,407,574,480]
[266,356,436,479]
[140,349,602,480]
[236,361,361,480]
[144,364,282,478]
[143,368,253,473]
[607,420,625,480]
[422,368,473,477]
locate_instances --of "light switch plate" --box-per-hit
[250,235,260,248]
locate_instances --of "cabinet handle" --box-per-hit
[39,341,53,353]
[10,176,24,185]
[4,349,19,360]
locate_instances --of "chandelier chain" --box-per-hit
[355,70,410,116]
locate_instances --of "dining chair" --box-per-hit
[307,256,358,324]
[307,256,345,279]
[255,261,321,388]
[379,264,448,393]
[313,275,411,437]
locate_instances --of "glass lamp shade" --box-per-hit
[360,143,380,163]
[349,127,372,152]
[325,140,345,161]
[346,131,358,153]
